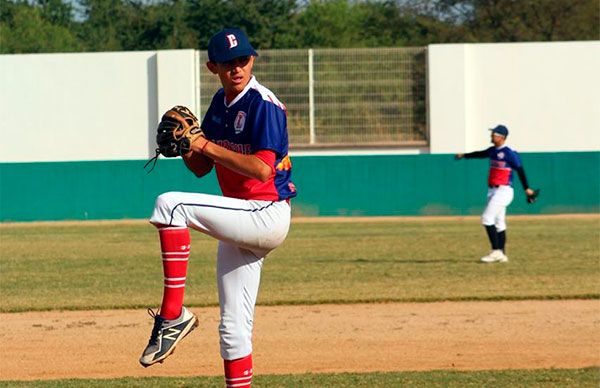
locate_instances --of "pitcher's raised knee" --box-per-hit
[150,192,187,227]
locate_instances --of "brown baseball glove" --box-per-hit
[145,106,204,172]
[156,106,204,157]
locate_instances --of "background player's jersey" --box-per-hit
[485,146,522,186]
[201,76,297,201]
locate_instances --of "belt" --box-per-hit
[489,185,500,188]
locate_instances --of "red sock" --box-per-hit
[158,227,190,320]
[224,354,253,388]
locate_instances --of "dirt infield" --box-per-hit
[2,299,599,381]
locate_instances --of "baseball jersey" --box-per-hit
[484,146,523,186]
[201,76,297,201]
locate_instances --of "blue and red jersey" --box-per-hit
[484,146,523,186]
[201,76,297,201]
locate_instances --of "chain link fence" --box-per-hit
[199,47,427,148]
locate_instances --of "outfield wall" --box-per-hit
[1,41,599,164]
[0,50,198,163]
[0,152,597,222]
[1,42,598,221]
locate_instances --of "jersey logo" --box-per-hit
[497,151,505,159]
[234,111,246,134]
[226,34,238,49]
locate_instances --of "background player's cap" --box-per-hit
[208,28,258,63]
[489,124,509,137]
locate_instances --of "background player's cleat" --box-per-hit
[139,306,198,367]
[480,250,508,263]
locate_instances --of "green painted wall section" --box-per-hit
[1,152,598,222]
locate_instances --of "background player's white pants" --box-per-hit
[150,191,291,360]
[481,186,514,232]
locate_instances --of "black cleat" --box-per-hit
[139,306,198,367]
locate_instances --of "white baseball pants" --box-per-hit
[150,192,291,360]
[481,185,514,232]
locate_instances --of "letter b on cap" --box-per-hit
[226,34,238,49]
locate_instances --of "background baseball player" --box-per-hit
[455,125,538,263]
[140,28,296,388]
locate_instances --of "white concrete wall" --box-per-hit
[0,50,197,162]
[2,42,597,162]
[428,41,600,153]
[156,50,200,123]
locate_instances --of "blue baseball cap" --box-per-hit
[207,28,258,63]
[490,124,509,137]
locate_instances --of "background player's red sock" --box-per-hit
[224,354,253,388]
[158,227,190,320]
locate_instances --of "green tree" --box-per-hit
[354,1,460,47]
[125,0,198,50]
[75,0,198,51]
[283,0,459,48]
[293,0,364,48]
[0,0,81,53]
[75,0,129,51]
[429,0,599,42]
[186,0,298,49]
[38,0,73,27]
[3,0,596,54]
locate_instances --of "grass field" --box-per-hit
[1,216,599,386]
[1,217,598,312]
[1,368,599,387]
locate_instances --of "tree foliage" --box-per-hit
[0,0,597,54]
[430,0,600,42]
[0,0,81,53]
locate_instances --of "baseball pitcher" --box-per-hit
[140,28,297,388]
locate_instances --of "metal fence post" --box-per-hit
[308,48,315,145]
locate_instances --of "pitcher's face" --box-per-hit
[208,55,255,102]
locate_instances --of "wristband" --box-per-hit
[200,140,210,154]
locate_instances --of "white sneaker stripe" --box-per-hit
[162,251,190,255]
[165,277,186,281]
[162,258,189,262]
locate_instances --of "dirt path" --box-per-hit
[1,300,599,381]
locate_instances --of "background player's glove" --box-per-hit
[526,188,540,204]
[145,106,203,172]
[156,106,204,157]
